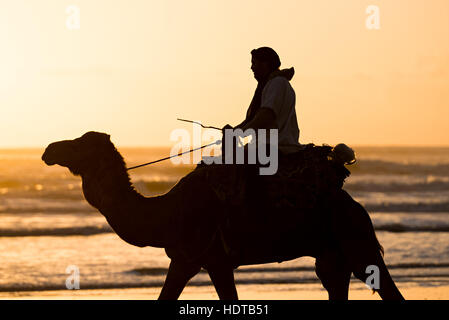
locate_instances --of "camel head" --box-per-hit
[42,131,115,175]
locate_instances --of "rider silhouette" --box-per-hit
[222,46,301,161]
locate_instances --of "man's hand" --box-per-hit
[222,124,233,132]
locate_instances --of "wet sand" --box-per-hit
[1,283,447,300]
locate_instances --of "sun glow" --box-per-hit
[0,0,448,148]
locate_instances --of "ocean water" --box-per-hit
[0,146,448,293]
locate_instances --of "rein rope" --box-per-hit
[126,119,222,171]
[126,140,221,171]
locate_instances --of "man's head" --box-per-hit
[251,47,281,81]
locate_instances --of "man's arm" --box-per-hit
[227,77,286,131]
[225,107,276,132]
[240,108,276,131]
[238,77,286,131]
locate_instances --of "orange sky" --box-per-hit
[0,0,448,147]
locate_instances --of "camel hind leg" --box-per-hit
[351,247,404,300]
[315,250,352,300]
[334,190,404,300]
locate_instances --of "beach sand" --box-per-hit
[1,283,447,300]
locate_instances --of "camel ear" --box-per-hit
[101,133,111,141]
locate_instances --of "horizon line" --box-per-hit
[1,143,449,150]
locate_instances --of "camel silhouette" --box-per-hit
[42,131,404,300]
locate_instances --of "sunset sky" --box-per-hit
[0,0,448,148]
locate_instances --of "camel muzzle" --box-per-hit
[42,146,58,165]
[42,141,74,166]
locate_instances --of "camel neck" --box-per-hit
[81,155,173,248]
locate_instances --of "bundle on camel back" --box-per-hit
[42,132,404,300]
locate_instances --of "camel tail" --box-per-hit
[372,232,384,295]
[375,232,384,257]
[370,214,385,294]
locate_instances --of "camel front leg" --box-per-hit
[158,259,201,300]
